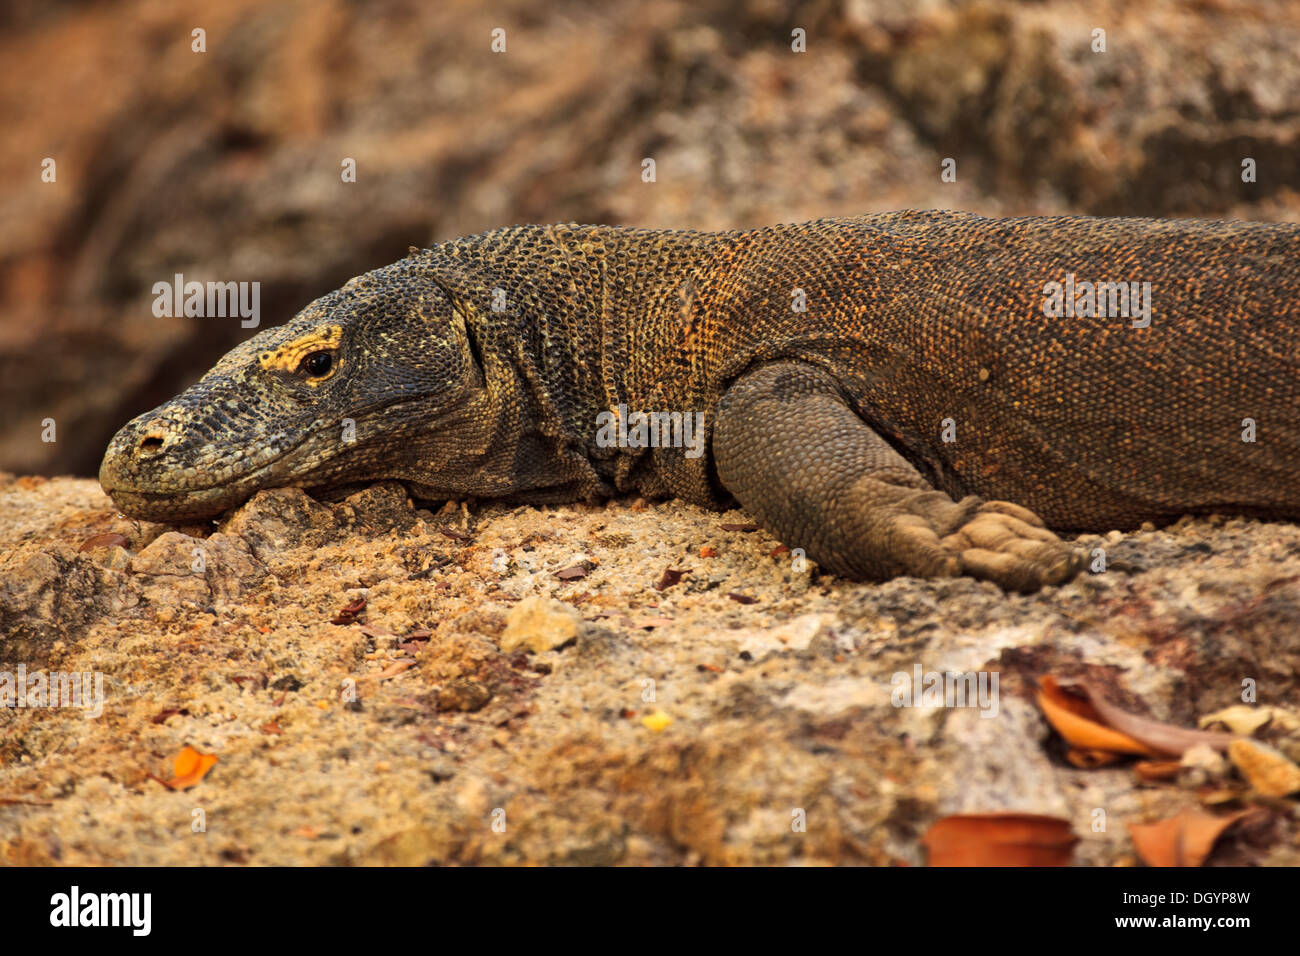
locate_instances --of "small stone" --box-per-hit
[1228,739,1300,797]
[499,595,583,653]
[436,678,492,712]
[641,709,673,733]
[1179,743,1227,787]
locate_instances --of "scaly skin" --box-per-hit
[100,212,1300,590]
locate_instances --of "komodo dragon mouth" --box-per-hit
[99,433,310,522]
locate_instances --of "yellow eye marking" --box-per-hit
[258,325,344,385]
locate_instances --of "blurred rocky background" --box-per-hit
[2,0,1299,478]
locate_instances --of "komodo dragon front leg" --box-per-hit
[712,362,1085,592]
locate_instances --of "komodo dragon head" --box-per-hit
[100,254,498,522]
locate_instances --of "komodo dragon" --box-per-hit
[99,211,1300,591]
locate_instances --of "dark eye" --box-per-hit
[301,351,333,377]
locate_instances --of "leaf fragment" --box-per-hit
[922,813,1078,867]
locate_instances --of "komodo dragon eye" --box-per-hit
[300,351,334,377]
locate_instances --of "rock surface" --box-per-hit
[1,474,1298,865]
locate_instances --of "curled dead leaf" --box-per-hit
[1200,705,1300,736]
[153,746,218,790]
[922,813,1078,867]
[1037,676,1237,759]
[331,598,366,625]
[1036,676,1156,757]
[1128,808,1250,867]
[1080,681,1237,755]
[655,567,687,591]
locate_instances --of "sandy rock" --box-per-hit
[221,488,342,558]
[499,596,585,654]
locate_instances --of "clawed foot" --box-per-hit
[940,500,1085,592]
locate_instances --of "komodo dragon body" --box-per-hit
[100,211,1300,591]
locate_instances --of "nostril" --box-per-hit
[137,434,166,457]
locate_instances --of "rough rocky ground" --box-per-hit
[2,474,1298,865]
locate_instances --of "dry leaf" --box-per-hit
[1200,705,1300,736]
[655,567,687,591]
[1037,677,1156,756]
[1080,681,1237,755]
[154,746,218,790]
[1038,677,1237,759]
[922,813,1078,866]
[331,598,366,625]
[1134,760,1183,782]
[1128,808,1250,867]
[78,532,129,552]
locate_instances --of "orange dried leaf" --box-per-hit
[1037,676,1156,756]
[1134,760,1183,782]
[331,597,366,625]
[922,813,1078,867]
[159,746,217,790]
[1128,808,1250,867]
[1066,748,1125,768]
